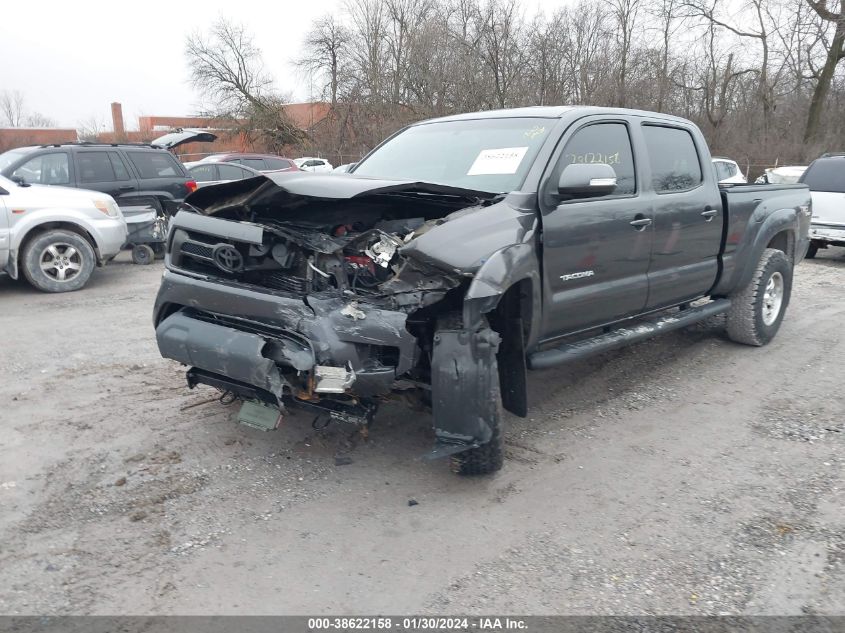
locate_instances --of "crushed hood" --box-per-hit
[184,172,496,216]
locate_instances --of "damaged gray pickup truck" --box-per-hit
[154,106,811,475]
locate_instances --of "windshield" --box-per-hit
[0,147,37,172]
[353,117,554,193]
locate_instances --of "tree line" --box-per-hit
[290,0,845,171]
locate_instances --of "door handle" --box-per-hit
[701,209,719,221]
[118,185,135,191]
[629,216,652,230]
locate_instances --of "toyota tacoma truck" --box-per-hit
[153,106,811,475]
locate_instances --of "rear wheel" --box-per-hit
[22,229,95,293]
[132,244,155,265]
[805,241,819,259]
[726,248,792,346]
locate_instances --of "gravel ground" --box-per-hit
[0,249,843,615]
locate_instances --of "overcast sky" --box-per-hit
[0,0,575,130]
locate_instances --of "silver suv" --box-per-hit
[0,175,127,292]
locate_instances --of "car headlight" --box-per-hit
[94,199,122,218]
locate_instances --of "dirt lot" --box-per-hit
[0,250,843,616]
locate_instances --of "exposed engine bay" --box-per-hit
[168,193,472,313]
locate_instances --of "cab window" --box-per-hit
[545,122,636,206]
[643,125,702,192]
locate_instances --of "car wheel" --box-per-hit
[805,241,819,259]
[22,229,95,293]
[132,244,155,265]
[449,355,505,476]
[726,248,792,346]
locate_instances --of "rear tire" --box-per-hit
[132,244,155,265]
[450,364,505,476]
[22,229,95,293]
[726,248,792,346]
[805,241,819,259]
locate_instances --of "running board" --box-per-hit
[527,299,731,370]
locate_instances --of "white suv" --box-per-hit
[294,157,334,173]
[0,175,127,292]
[802,154,845,258]
[712,158,747,184]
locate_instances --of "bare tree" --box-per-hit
[803,0,845,144]
[24,112,56,128]
[608,0,643,107]
[185,18,303,148]
[298,15,350,106]
[1,90,26,127]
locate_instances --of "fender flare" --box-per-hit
[462,242,542,339]
[714,207,799,296]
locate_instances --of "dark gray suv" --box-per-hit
[0,130,216,214]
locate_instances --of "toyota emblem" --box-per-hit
[212,244,244,273]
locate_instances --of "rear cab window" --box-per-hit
[642,125,703,193]
[801,158,845,193]
[126,151,185,179]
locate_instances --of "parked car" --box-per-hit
[154,106,810,476]
[800,153,845,258]
[294,157,334,172]
[0,131,211,213]
[712,157,747,184]
[755,165,807,185]
[0,174,127,292]
[188,162,264,188]
[190,153,299,173]
[333,163,357,173]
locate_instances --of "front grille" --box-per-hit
[181,241,214,260]
[260,271,309,294]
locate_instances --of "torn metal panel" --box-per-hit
[430,327,501,448]
[156,311,291,401]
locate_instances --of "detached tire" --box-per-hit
[132,244,155,265]
[805,241,819,259]
[22,229,95,293]
[450,363,505,477]
[726,248,792,346]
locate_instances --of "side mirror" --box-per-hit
[558,163,617,198]
[11,175,30,187]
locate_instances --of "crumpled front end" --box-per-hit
[153,174,533,458]
[153,178,484,426]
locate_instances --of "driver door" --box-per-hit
[539,120,652,339]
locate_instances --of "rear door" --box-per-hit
[123,149,191,208]
[639,123,722,309]
[539,118,652,337]
[74,150,139,201]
